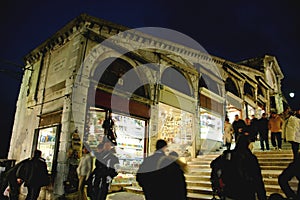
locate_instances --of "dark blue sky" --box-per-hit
[1,0,299,158]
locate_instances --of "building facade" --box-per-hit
[8,14,285,198]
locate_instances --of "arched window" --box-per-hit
[225,78,240,97]
[199,75,220,95]
[161,67,192,96]
[93,58,148,98]
[258,86,264,97]
[244,82,254,97]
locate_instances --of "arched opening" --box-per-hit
[199,74,220,95]
[225,78,240,97]
[258,86,264,97]
[161,67,192,96]
[244,82,254,98]
[92,57,149,98]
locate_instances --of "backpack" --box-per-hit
[210,150,254,199]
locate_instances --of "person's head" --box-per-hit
[234,114,239,121]
[245,117,251,125]
[82,146,90,154]
[235,135,250,151]
[225,118,230,123]
[271,112,277,118]
[33,149,42,158]
[156,139,168,152]
[262,113,266,118]
[251,114,255,119]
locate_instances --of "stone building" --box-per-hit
[8,14,285,198]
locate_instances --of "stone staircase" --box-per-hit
[124,142,298,199]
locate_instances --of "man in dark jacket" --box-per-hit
[258,113,270,151]
[136,139,169,200]
[89,138,119,200]
[211,135,267,200]
[17,150,49,200]
[3,158,29,200]
[232,114,246,142]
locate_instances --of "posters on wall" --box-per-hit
[199,108,223,142]
[37,126,57,173]
[86,107,145,173]
[112,113,145,173]
[158,103,193,157]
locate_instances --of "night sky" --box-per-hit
[1,0,299,158]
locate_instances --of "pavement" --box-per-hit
[107,192,145,200]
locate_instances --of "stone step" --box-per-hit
[187,193,214,200]
[186,180,211,187]
[185,174,211,181]
[125,141,294,199]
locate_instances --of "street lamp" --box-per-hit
[289,92,295,98]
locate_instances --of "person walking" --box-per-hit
[232,114,246,143]
[16,149,49,200]
[77,146,93,200]
[282,110,300,161]
[89,138,119,200]
[157,151,187,200]
[136,139,169,200]
[258,113,270,151]
[3,158,30,200]
[278,153,300,200]
[268,112,283,150]
[251,114,260,140]
[210,135,267,200]
[244,117,256,151]
[224,118,234,150]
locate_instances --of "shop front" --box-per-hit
[86,107,146,173]
[199,88,224,152]
[32,111,62,176]
[86,89,150,179]
[156,86,196,158]
[157,103,193,157]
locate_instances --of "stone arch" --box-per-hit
[244,82,254,97]
[225,77,240,97]
[258,85,264,97]
[199,74,220,95]
[161,66,194,97]
[92,57,150,98]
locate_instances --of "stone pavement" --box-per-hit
[107,192,145,200]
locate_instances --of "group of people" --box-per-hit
[224,109,300,158]
[212,132,300,200]
[2,149,49,200]
[77,137,119,200]
[216,108,300,200]
[224,113,270,151]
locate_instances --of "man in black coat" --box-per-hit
[89,138,119,200]
[232,114,246,142]
[211,135,267,200]
[258,113,270,151]
[136,139,187,200]
[136,139,168,200]
[3,158,29,200]
[17,150,49,200]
